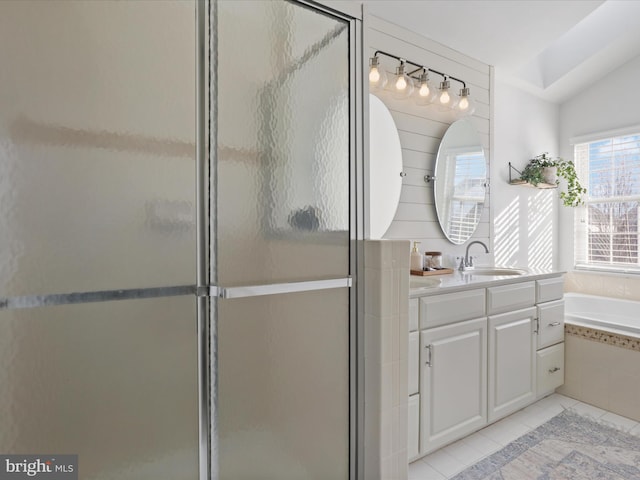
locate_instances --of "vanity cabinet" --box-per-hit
[408,273,565,460]
[488,307,537,422]
[420,317,487,455]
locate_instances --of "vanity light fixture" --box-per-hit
[368,50,473,116]
[368,55,388,91]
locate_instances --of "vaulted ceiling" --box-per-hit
[361,0,640,103]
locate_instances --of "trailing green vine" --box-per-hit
[519,153,586,207]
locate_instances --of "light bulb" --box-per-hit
[455,87,476,117]
[437,79,455,111]
[413,71,436,105]
[392,62,413,99]
[369,56,387,91]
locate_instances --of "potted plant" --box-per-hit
[519,153,586,207]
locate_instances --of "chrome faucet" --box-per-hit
[459,241,489,271]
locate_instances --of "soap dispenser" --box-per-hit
[410,241,423,271]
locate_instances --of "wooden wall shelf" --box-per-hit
[508,162,558,189]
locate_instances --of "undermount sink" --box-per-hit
[463,267,527,276]
[409,277,441,289]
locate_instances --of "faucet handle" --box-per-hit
[457,256,465,270]
[469,256,475,267]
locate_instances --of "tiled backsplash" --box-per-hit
[564,271,640,301]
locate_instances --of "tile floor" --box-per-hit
[408,393,640,479]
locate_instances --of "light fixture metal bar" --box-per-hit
[372,49,466,88]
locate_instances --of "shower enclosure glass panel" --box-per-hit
[0,1,199,479]
[0,297,199,479]
[217,0,349,285]
[0,0,196,297]
[215,1,352,478]
[218,289,349,478]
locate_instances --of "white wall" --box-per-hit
[365,14,492,267]
[492,81,560,270]
[559,54,640,274]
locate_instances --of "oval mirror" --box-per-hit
[369,94,403,239]
[434,119,487,245]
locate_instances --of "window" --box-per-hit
[574,133,640,272]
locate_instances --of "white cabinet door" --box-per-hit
[409,331,419,395]
[537,343,565,396]
[420,317,487,455]
[488,307,537,422]
[409,298,419,332]
[408,394,420,461]
[487,281,535,315]
[419,289,485,329]
[537,300,564,349]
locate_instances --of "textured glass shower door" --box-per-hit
[0,1,199,479]
[214,1,355,478]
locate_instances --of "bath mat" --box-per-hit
[452,410,640,479]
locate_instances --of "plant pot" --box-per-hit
[542,166,557,184]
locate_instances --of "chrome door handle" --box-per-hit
[214,277,352,299]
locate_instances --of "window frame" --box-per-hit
[574,132,640,274]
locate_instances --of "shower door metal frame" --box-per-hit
[196,1,364,479]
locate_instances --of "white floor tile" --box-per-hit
[443,439,485,466]
[405,394,633,479]
[571,401,608,419]
[551,393,580,409]
[408,460,446,480]
[600,411,639,432]
[422,448,466,478]
[477,417,529,446]
[534,393,577,411]
[461,431,502,457]
[508,406,549,429]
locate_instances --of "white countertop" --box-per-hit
[409,268,565,298]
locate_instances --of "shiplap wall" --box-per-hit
[366,14,494,265]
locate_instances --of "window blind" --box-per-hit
[574,134,640,273]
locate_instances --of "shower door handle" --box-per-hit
[212,277,352,299]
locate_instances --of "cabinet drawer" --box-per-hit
[409,298,419,332]
[536,277,564,303]
[408,394,419,461]
[487,281,535,315]
[419,289,485,329]
[409,331,419,395]
[537,343,564,396]
[537,300,565,349]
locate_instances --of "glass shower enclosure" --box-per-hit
[0,0,360,479]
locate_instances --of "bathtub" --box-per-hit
[560,292,640,422]
[564,292,640,338]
